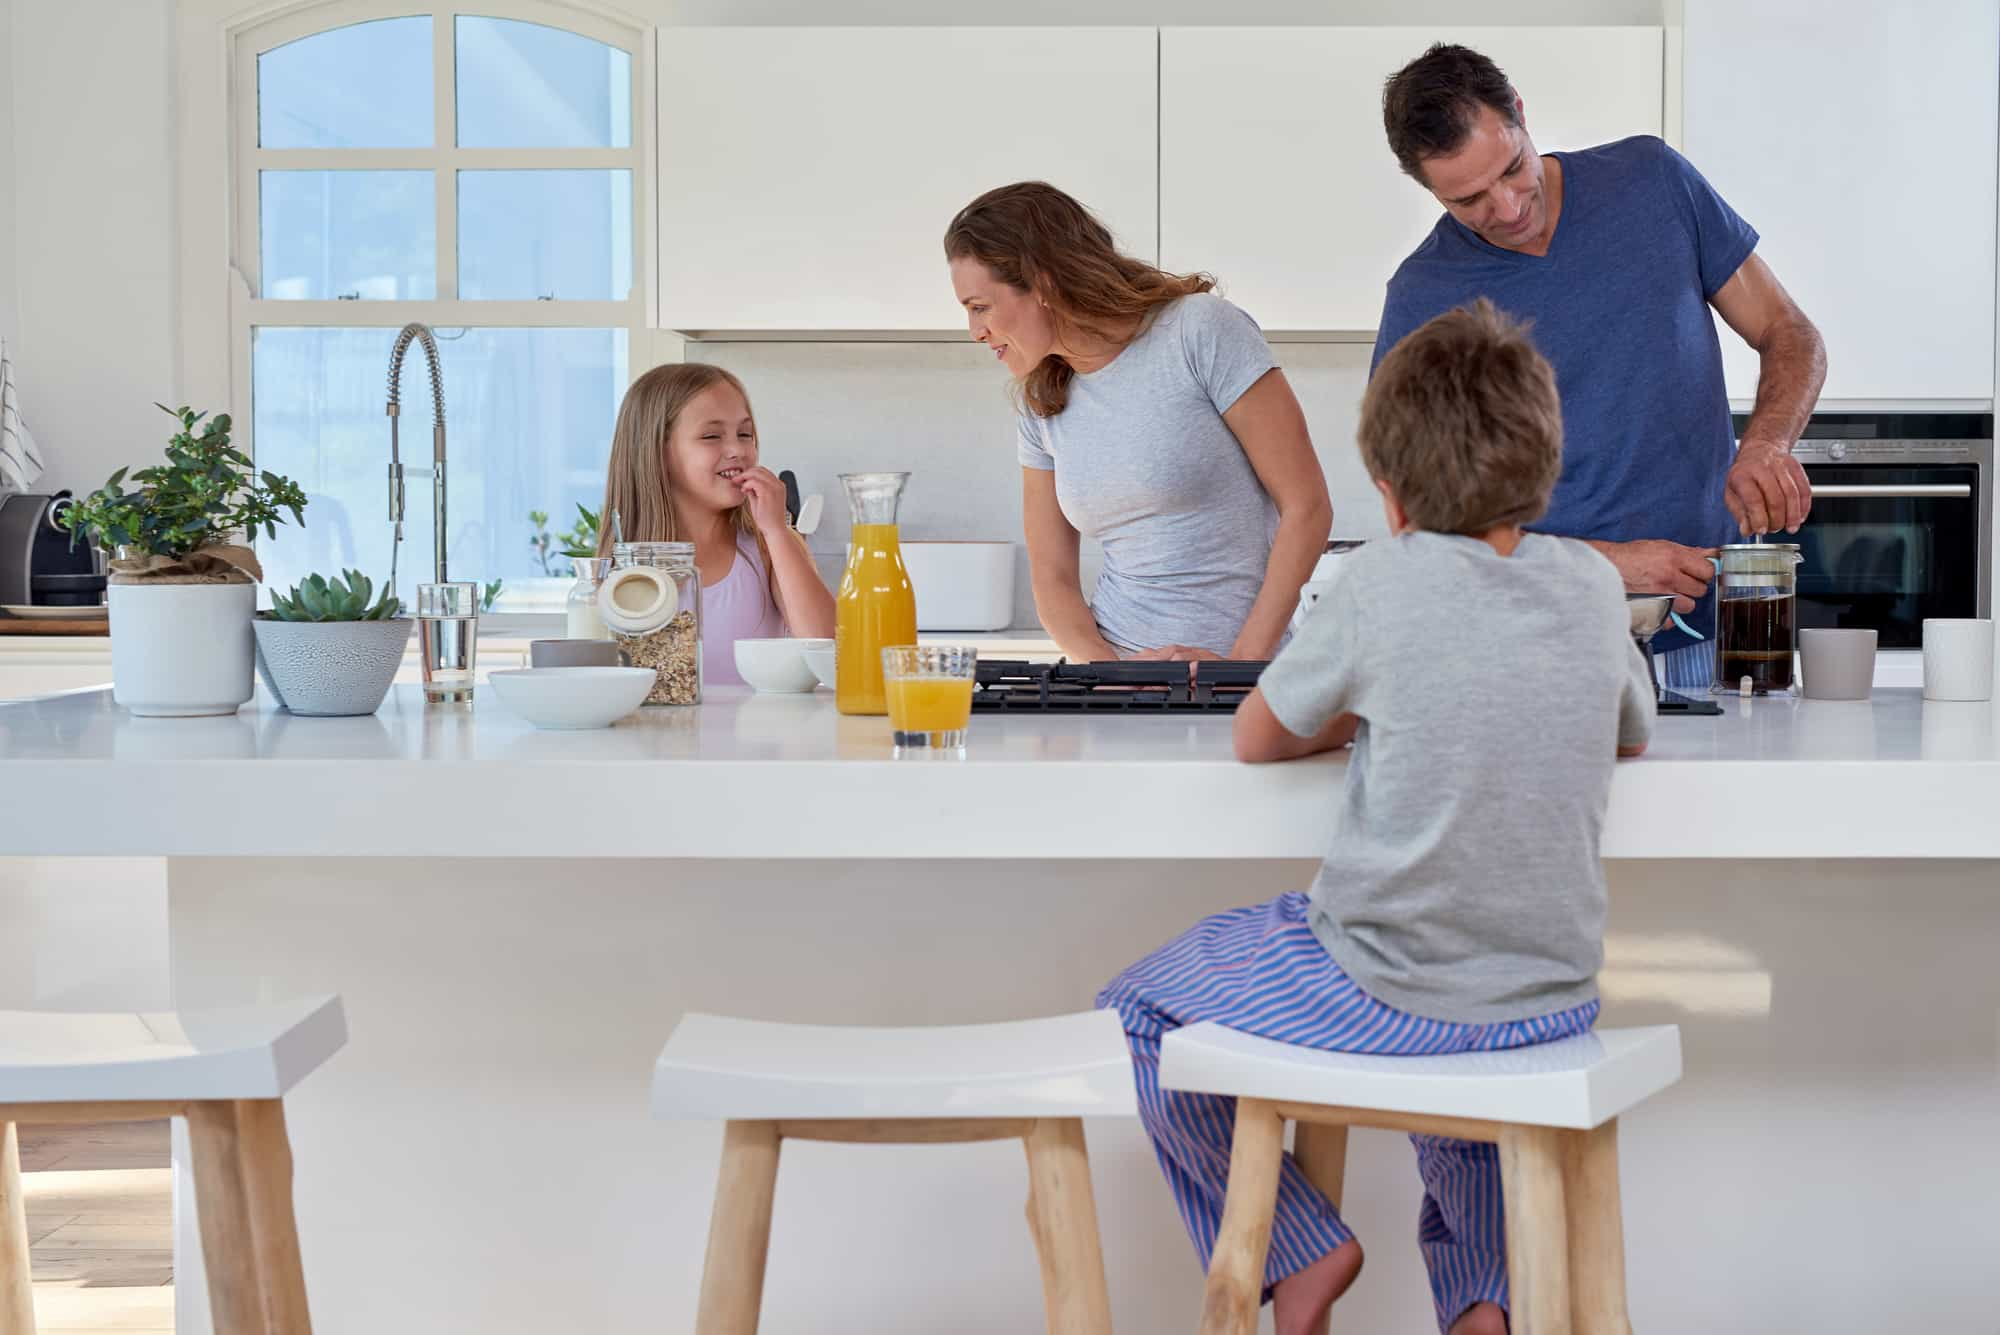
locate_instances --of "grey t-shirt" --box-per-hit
[1019,293,1279,656]
[1260,532,1656,1024]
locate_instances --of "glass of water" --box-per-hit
[417,582,480,703]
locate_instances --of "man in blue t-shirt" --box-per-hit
[1371,44,1826,685]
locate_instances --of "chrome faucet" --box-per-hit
[385,322,448,593]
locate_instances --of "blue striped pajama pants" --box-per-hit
[1096,892,1599,1334]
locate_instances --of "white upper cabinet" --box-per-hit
[1159,27,1663,333]
[1683,0,1998,402]
[656,28,1157,332]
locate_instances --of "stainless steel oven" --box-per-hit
[1738,413,1991,650]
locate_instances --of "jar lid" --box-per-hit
[613,541,694,567]
[597,565,679,635]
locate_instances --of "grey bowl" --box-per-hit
[253,617,414,717]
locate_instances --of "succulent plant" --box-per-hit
[265,570,402,623]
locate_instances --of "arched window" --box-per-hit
[232,3,648,609]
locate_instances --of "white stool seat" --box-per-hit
[0,996,346,1104]
[1160,1023,1681,1130]
[653,1009,1138,1120]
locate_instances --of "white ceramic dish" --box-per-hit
[2,603,107,621]
[487,667,654,729]
[897,542,1015,631]
[801,643,837,690]
[734,637,829,693]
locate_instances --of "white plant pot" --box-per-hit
[108,582,257,717]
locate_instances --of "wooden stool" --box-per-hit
[1159,1023,1682,1335]
[0,996,346,1335]
[652,1010,1138,1335]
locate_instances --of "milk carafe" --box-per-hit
[835,472,918,715]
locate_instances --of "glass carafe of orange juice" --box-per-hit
[835,472,918,715]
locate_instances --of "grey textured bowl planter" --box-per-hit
[253,617,414,717]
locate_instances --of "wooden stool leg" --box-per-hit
[1561,1121,1632,1335]
[1498,1126,1571,1335]
[695,1120,782,1335]
[1022,1118,1113,1335]
[1287,1122,1348,1335]
[2,1121,35,1335]
[1292,1122,1347,1213]
[1199,1098,1285,1335]
[185,1099,313,1335]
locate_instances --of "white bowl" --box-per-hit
[734,638,828,693]
[487,667,654,729]
[801,643,837,690]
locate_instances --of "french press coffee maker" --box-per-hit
[1712,543,1803,696]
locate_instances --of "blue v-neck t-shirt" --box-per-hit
[1370,135,1759,650]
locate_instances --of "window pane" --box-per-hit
[261,172,436,300]
[254,327,627,609]
[458,170,631,301]
[455,16,631,149]
[259,17,432,148]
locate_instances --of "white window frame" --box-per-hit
[188,0,660,486]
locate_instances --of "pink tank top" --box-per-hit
[702,533,789,686]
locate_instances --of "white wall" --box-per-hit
[8,0,178,499]
[0,0,19,354]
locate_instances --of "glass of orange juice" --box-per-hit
[881,645,978,756]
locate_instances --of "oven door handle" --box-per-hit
[1809,483,1974,498]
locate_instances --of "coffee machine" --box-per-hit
[0,492,106,607]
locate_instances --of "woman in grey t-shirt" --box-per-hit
[944,182,1332,662]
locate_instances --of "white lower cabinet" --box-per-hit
[1160,27,1664,333]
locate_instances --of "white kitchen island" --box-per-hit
[2,684,1997,1334]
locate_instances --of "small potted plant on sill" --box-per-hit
[254,570,410,717]
[61,405,306,717]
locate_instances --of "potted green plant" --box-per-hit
[61,405,306,717]
[254,570,410,716]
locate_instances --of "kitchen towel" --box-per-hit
[0,336,47,495]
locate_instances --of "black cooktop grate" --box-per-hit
[970,659,1267,713]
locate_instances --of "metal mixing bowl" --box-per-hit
[1627,594,1675,640]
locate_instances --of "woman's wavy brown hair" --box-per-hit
[944,181,1214,417]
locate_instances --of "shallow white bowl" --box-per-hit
[801,643,837,690]
[735,637,828,693]
[487,667,654,729]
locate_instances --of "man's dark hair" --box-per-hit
[1383,44,1521,184]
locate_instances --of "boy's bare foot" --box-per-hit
[1270,1237,1364,1335]
[1448,1300,1508,1335]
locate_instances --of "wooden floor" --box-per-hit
[16,1120,174,1333]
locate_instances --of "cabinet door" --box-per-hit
[1684,0,1998,402]
[1160,28,1663,333]
[657,28,1157,332]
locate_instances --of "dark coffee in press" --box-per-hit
[1718,592,1795,693]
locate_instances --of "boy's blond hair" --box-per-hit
[1359,298,1563,534]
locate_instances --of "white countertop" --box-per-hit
[1,684,1995,859]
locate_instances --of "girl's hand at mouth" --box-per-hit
[732,465,794,533]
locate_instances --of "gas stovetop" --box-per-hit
[970,659,1266,713]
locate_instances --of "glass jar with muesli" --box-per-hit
[600,541,701,705]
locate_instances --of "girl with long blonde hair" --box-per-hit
[596,364,833,684]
